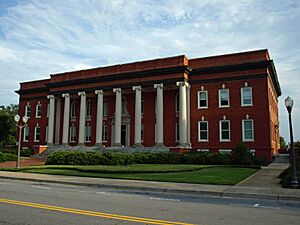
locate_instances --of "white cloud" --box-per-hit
[0,0,300,140]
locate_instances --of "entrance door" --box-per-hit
[121,125,126,146]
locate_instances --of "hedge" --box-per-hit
[46,151,232,166]
[0,148,33,157]
[0,152,17,163]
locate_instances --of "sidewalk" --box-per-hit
[0,162,299,202]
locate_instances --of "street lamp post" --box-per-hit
[284,96,299,188]
[14,115,28,169]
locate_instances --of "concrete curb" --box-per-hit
[1,174,299,203]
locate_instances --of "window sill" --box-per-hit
[219,140,231,142]
[197,107,208,109]
[243,139,255,142]
[35,116,41,118]
[198,140,209,142]
[241,104,253,107]
[218,105,229,108]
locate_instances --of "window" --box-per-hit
[85,125,91,142]
[70,125,76,142]
[198,91,208,108]
[70,102,76,118]
[198,121,209,142]
[103,98,108,116]
[242,119,254,141]
[86,100,92,117]
[102,125,107,142]
[34,124,40,142]
[35,103,42,118]
[175,123,179,142]
[219,120,230,141]
[122,97,127,115]
[175,93,179,112]
[25,104,31,117]
[219,89,229,107]
[23,126,29,142]
[241,87,253,106]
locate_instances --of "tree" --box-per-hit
[280,136,286,149]
[0,104,18,148]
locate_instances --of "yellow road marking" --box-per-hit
[0,198,195,225]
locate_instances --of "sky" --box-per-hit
[0,0,299,142]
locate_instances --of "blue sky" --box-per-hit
[0,0,300,141]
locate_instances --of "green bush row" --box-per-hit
[0,152,17,163]
[0,148,33,157]
[46,151,233,166]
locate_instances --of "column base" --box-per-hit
[177,143,191,148]
[155,143,165,147]
[113,143,122,147]
[133,143,143,147]
[95,143,103,148]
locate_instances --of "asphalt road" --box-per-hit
[0,178,299,225]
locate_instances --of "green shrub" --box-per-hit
[46,151,232,166]
[0,148,32,157]
[0,152,17,162]
[231,143,255,165]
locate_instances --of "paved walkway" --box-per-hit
[0,161,299,202]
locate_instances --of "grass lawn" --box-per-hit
[2,164,259,185]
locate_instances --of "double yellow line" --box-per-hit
[0,198,195,225]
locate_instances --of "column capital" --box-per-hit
[95,90,103,95]
[113,88,121,93]
[132,85,142,91]
[62,93,69,98]
[78,91,86,96]
[47,95,55,100]
[176,81,189,87]
[154,83,163,89]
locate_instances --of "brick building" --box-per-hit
[16,49,281,162]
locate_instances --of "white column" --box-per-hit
[62,93,70,145]
[133,85,142,146]
[113,88,122,146]
[154,83,164,146]
[78,91,86,145]
[95,90,103,146]
[186,84,191,146]
[47,95,55,145]
[55,97,61,145]
[176,81,187,147]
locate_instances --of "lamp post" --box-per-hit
[284,96,299,188]
[14,115,28,169]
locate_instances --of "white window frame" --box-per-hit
[219,149,232,155]
[219,120,231,142]
[69,125,76,143]
[34,124,40,142]
[197,91,208,109]
[242,119,254,141]
[70,102,76,118]
[241,87,253,106]
[218,89,230,108]
[23,126,29,142]
[198,121,209,142]
[86,99,92,117]
[197,149,210,152]
[25,104,31,118]
[35,103,42,118]
[175,122,179,142]
[85,125,92,142]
